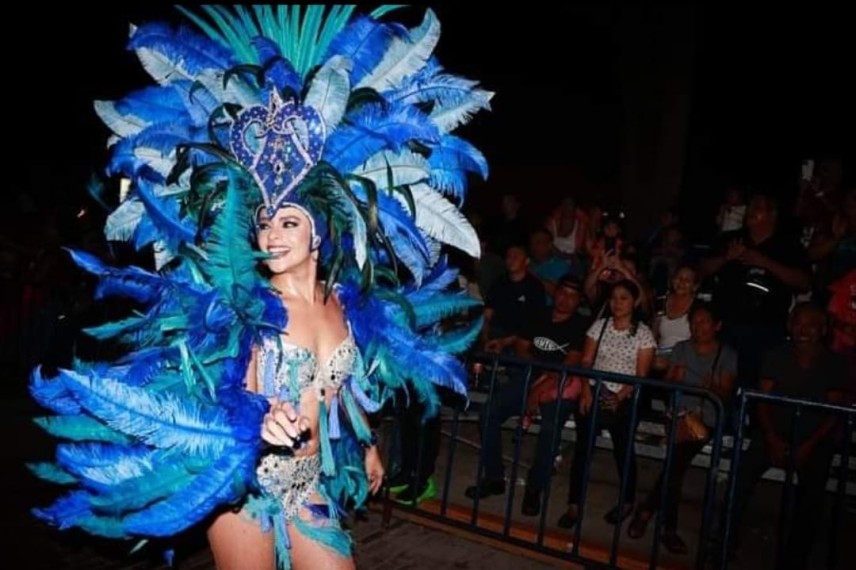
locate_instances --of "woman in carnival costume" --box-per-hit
[29,5,491,569]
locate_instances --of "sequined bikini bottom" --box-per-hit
[256,452,322,518]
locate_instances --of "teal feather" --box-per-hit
[27,462,78,485]
[341,391,371,443]
[411,292,481,329]
[293,511,352,558]
[430,316,484,355]
[82,314,146,341]
[34,416,131,445]
[89,458,193,513]
[318,400,336,476]
[122,446,253,536]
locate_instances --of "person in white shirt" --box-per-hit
[558,280,656,530]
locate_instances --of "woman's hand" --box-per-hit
[365,446,385,495]
[261,401,310,448]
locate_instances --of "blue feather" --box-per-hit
[408,258,459,296]
[170,80,221,125]
[348,183,430,282]
[252,37,302,93]
[122,445,255,536]
[129,22,236,81]
[426,136,488,200]
[325,102,440,172]
[30,366,81,415]
[66,248,166,305]
[33,490,94,530]
[120,347,176,387]
[34,416,131,444]
[113,85,189,126]
[57,443,154,490]
[58,369,239,456]
[324,16,404,85]
[134,179,197,250]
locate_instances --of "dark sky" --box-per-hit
[7,4,853,228]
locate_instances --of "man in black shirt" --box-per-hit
[700,193,811,391]
[467,275,589,516]
[723,303,848,568]
[480,243,547,344]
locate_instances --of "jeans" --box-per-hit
[478,370,576,490]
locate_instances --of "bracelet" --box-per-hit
[362,431,378,449]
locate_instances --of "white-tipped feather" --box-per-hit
[304,56,352,133]
[357,9,440,92]
[394,183,480,257]
[353,149,430,189]
[94,101,150,138]
[430,89,494,133]
[105,199,145,242]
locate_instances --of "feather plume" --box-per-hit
[353,149,430,189]
[30,366,81,415]
[401,184,480,257]
[56,443,154,490]
[324,16,402,85]
[33,416,131,444]
[410,292,481,329]
[325,102,439,172]
[304,55,351,132]
[122,446,254,536]
[58,369,238,456]
[27,462,77,485]
[357,9,440,92]
[104,198,145,243]
[129,22,236,85]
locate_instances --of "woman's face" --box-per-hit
[671,267,697,296]
[609,285,636,319]
[689,309,720,344]
[256,205,315,274]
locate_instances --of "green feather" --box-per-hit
[27,462,78,485]
[34,416,131,444]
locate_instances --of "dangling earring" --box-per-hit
[310,234,321,261]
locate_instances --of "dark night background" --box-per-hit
[5,3,854,242]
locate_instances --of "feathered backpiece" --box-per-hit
[31,3,490,556]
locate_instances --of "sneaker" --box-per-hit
[394,477,437,505]
[386,471,412,495]
[464,478,505,500]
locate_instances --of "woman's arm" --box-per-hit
[244,345,258,393]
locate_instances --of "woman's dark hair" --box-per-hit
[606,279,642,336]
[688,300,721,323]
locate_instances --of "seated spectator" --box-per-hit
[560,279,656,530]
[652,265,698,371]
[722,303,848,568]
[628,302,737,554]
[480,243,547,345]
[546,197,589,257]
[466,275,589,517]
[527,227,580,299]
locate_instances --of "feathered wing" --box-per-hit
[32,3,488,562]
